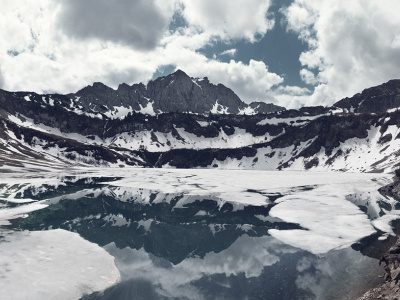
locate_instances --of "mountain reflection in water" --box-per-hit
[3,175,387,300]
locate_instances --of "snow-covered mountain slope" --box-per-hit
[0,114,146,171]
[1,75,400,173]
[204,117,400,173]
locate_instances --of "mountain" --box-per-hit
[1,72,400,173]
[333,79,400,113]
[69,69,285,116]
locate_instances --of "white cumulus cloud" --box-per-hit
[283,0,400,106]
[4,0,398,110]
[180,0,274,42]
[0,0,281,101]
[0,0,285,106]
[178,59,284,103]
[219,49,238,57]
[0,66,4,88]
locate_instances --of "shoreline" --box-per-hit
[356,178,400,300]
[356,237,400,300]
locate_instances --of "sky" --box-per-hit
[0,0,399,108]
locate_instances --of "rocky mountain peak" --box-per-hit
[334,79,400,113]
[63,70,286,115]
[92,82,109,89]
[75,82,114,97]
[117,82,130,90]
[249,102,286,114]
[171,69,189,78]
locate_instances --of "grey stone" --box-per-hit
[72,69,285,115]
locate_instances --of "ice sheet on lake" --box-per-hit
[0,202,48,226]
[92,168,396,254]
[0,229,120,300]
[0,168,397,255]
[100,168,387,206]
[268,182,378,254]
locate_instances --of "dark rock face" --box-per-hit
[379,178,400,201]
[145,146,258,168]
[334,79,400,113]
[74,81,149,112]
[148,70,221,113]
[71,69,284,114]
[357,237,400,300]
[249,101,286,114]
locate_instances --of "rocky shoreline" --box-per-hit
[357,178,400,300]
[357,237,400,300]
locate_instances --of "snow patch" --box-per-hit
[238,106,256,115]
[387,107,400,113]
[104,106,133,119]
[138,102,156,116]
[196,120,209,127]
[0,229,120,300]
[211,101,229,114]
[192,79,202,89]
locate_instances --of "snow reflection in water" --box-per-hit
[0,169,397,299]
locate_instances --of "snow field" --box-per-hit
[0,168,397,255]
[0,229,120,300]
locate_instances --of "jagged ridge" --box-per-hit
[1,73,400,173]
[71,69,285,116]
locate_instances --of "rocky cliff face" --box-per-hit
[357,236,400,300]
[71,69,284,115]
[334,79,400,114]
[1,74,400,172]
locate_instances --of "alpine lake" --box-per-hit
[1,168,399,300]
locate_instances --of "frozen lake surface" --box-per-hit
[0,168,398,299]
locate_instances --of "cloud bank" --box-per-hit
[0,0,399,108]
[57,0,168,51]
[284,0,400,106]
[181,0,274,42]
[0,67,4,89]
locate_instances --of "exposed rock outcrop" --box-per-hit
[72,70,284,115]
[379,178,400,201]
[334,79,400,114]
[358,238,400,300]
